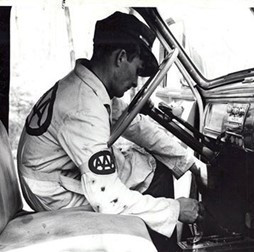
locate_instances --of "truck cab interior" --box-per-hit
[1,2,254,252]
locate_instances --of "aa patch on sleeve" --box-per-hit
[88,150,116,175]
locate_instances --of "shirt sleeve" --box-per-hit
[81,169,180,238]
[57,100,180,238]
[112,98,195,179]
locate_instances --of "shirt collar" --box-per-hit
[74,58,111,112]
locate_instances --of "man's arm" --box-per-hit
[57,101,200,238]
[112,98,208,183]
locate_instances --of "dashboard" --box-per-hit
[203,102,254,152]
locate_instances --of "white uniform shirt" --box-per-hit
[18,59,195,238]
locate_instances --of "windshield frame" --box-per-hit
[133,7,254,90]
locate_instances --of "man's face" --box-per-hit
[112,53,144,98]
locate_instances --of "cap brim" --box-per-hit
[139,44,159,77]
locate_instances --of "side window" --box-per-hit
[158,20,194,92]
[155,19,198,132]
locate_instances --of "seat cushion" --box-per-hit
[0,205,156,252]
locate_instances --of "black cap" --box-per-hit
[93,11,159,77]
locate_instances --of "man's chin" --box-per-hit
[115,92,125,98]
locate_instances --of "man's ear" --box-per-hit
[115,49,127,67]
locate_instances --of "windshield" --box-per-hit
[158,4,254,80]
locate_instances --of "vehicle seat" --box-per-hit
[0,120,156,252]
[0,121,23,234]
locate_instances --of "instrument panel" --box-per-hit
[203,102,254,152]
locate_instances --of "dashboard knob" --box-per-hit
[239,108,245,116]
[232,107,240,115]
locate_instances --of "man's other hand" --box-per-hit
[176,197,201,224]
[190,159,208,187]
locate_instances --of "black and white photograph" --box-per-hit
[0,0,254,251]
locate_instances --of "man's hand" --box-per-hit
[190,159,208,187]
[176,197,203,223]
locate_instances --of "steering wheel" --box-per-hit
[108,48,179,147]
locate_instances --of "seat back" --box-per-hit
[0,121,22,234]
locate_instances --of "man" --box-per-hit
[18,11,206,250]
